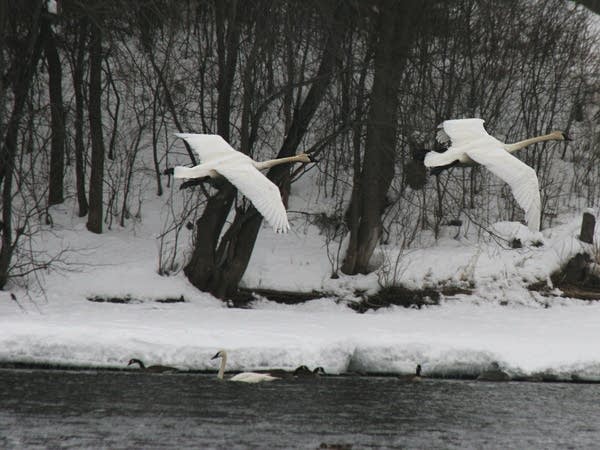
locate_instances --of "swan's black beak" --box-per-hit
[307,154,319,163]
[211,352,220,360]
[562,132,572,141]
[163,167,174,175]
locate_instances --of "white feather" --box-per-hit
[466,146,541,232]
[217,165,291,233]
[229,372,279,383]
[212,350,280,383]
[172,134,291,233]
[424,118,542,231]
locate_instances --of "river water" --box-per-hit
[0,368,599,449]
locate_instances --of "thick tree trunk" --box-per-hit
[183,0,241,292]
[342,0,420,275]
[43,17,66,206]
[203,8,344,299]
[86,21,105,234]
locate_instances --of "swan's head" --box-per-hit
[127,358,141,367]
[211,350,226,360]
[297,153,318,163]
[552,131,571,141]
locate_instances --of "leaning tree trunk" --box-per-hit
[86,20,105,234]
[203,8,344,299]
[183,0,241,291]
[341,0,421,275]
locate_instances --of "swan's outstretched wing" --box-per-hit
[174,133,240,163]
[438,119,489,148]
[466,146,541,231]
[217,164,291,233]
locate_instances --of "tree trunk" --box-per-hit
[341,0,420,275]
[86,21,105,234]
[0,3,43,287]
[43,16,66,207]
[579,211,595,244]
[73,19,89,217]
[203,6,344,299]
[183,0,241,292]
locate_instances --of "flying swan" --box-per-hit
[211,350,280,383]
[167,134,316,233]
[423,118,570,232]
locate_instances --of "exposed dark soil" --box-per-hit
[87,295,186,304]
[229,285,471,312]
[228,288,326,308]
[528,252,600,300]
[348,285,471,313]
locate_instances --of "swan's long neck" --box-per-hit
[254,155,306,171]
[218,354,227,379]
[504,132,563,153]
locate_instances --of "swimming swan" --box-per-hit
[127,358,178,373]
[424,119,570,231]
[167,134,316,233]
[211,350,280,383]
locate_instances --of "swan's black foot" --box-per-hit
[163,167,174,175]
[307,154,319,163]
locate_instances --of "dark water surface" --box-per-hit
[1,368,599,449]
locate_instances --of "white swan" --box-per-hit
[211,350,280,383]
[168,134,316,233]
[424,119,570,232]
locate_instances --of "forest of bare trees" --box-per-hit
[1,0,598,298]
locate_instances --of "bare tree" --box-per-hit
[0,1,44,287]
[342,0,424,275]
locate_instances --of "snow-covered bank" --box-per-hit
[1,192,599,381]
[2,292,600,381]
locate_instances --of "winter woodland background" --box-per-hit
[1,0,600,302]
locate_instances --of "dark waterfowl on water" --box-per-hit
[293,365,326,377]
[127,358,178,373]
[398,364,422,382]
[477,362,510,382]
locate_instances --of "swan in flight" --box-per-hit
[211,350,280,383]
[423,119,570,232]
[167,134,316,233]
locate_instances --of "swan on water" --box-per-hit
[211,350,280,383]
[423,119,570,231]
[166,134,316,233]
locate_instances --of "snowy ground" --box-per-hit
[1,186,599,381]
